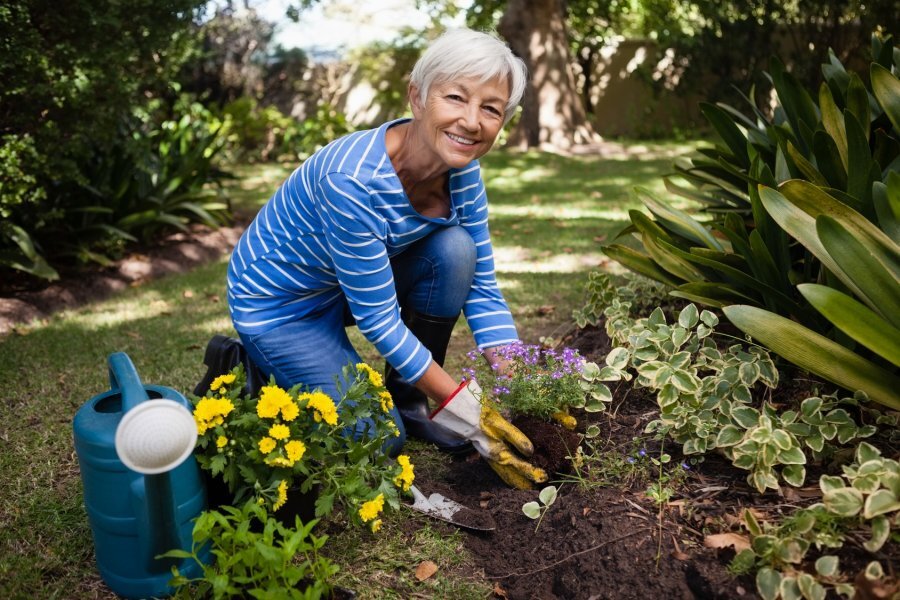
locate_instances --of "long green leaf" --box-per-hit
[871,63,900,132]
[798,283,900,365]
[872,175,900,240]
[819,83,848,170]
[812,130,848,190]
[602,244,681,288]
[772,181,900,282]
[785,142,829,186]
[845,73,871,140]
[844,110,875,209]
[701,102,751,169]
[639,189,724,251]
[771,58,819,152]
[723,305,900,411]
[817,215,900,327]
[642,233,706,282]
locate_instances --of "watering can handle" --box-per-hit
[108,352,149,413]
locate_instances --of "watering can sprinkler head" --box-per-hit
[115,399,197,475]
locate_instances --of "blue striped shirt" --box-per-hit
[227,118,518,383]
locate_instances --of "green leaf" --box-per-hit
[522,501,541,519]
[817,216,900,327]
[701,102,751,169]
[798,283,900,364]
[823,487,864,516]
[778,447,807,465]
[863,489,900,519]
[872,178,900,241]
[677,304,699,329]
[856,442,882,464]
[785,141,829,186]
[603,244,682,288]
[865,561,884,581]
[716,425,745,447]
[723,305,900,411]
[732,406,760,428]
[863,515,890,552]
[846,72,871,140]
[819,83,848,170]
[812,130,848,191]
[815,555,839,577]
[539,485,558,506]
[756,567,781,600]
[871,63,900,132]
[639,189,724,251]
[797,573,826,600]
[782,465,806,487]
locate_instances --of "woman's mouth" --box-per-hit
[446,132,476,146]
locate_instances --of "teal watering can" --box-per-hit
[73,353,209,598]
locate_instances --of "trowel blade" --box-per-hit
[409,485,495,531]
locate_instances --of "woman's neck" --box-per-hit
[386,121,451,217]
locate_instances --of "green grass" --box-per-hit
[0,139,704,598]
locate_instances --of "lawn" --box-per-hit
[0,139,703,598]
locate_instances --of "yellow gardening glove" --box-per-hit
[431,380,548,490]
[551,409,577,430]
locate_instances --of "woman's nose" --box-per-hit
[459,103,479,131]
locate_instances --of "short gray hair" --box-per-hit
[409,29,527,125]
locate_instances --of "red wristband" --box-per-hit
[429,379,470,420]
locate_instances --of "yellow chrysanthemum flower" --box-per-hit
[304,392,339,426]
[358,493,384,523]
[209,373,236,392]
[370,519,382,533]
[393,454,415,492]
[258,437,276,454]
[356,363,383,388]
[269,423,290,440]
[379,391,393,412]
[273,480,289,511]
[216,435,228,449]
[266,456,293,468]
[257,385,291,419]
[280,400,300,422]
[285,439,306,462]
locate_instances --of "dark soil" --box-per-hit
[411,323,899,600]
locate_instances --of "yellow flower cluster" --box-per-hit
[370,519,382,533]
[358,493,384,523]
[379,391,393,413]
[258,437,276,454]
[356,363,383,388]
[257,385,297,420]
[193,397,235,435]
[301,391,338,426]
[259,435,306,467]
[393,454,415,492]
[209,373,236,393]
[216,436,228,449]
[273,479,289,511]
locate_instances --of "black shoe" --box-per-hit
[194,335,266,398]
[386,310,472,454]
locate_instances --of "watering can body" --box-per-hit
[73,353,208,599]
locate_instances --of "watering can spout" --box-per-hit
[74,352,208,598]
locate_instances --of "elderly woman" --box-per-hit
[220,29,545,489]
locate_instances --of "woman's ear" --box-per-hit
[408,84,424,118]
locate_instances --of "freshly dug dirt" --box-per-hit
[411,323,899,600]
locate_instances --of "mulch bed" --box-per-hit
[411,323,899,600]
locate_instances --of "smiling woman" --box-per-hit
[201,28,548,490]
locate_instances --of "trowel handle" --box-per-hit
[108,352,149,412]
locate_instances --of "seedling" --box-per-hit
[522,485,559,531]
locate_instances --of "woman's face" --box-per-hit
[410,75,510,170]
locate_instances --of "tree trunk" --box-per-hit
[498,0,599,151]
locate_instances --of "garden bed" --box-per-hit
[410,323,899,600]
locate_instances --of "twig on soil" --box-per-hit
[486,529,651,579]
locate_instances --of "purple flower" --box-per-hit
[638,449,646,457]
[626,457,636,464]
[681,462,691,470]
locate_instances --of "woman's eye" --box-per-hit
[447,94,463,101]
[485,106,502,116]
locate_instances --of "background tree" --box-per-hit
[0,0,208,279]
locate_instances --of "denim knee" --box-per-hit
[430,226,476,285]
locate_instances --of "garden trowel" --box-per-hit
[408,484,495,531]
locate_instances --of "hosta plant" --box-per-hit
[585,272,877,492]
[191,362,413,531]
[732,441,899,600]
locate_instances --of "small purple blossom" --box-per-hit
[626,457,636,464]
[681,462,691,470]
[638,449,647,457]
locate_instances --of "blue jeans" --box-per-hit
[240,225,476,454]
